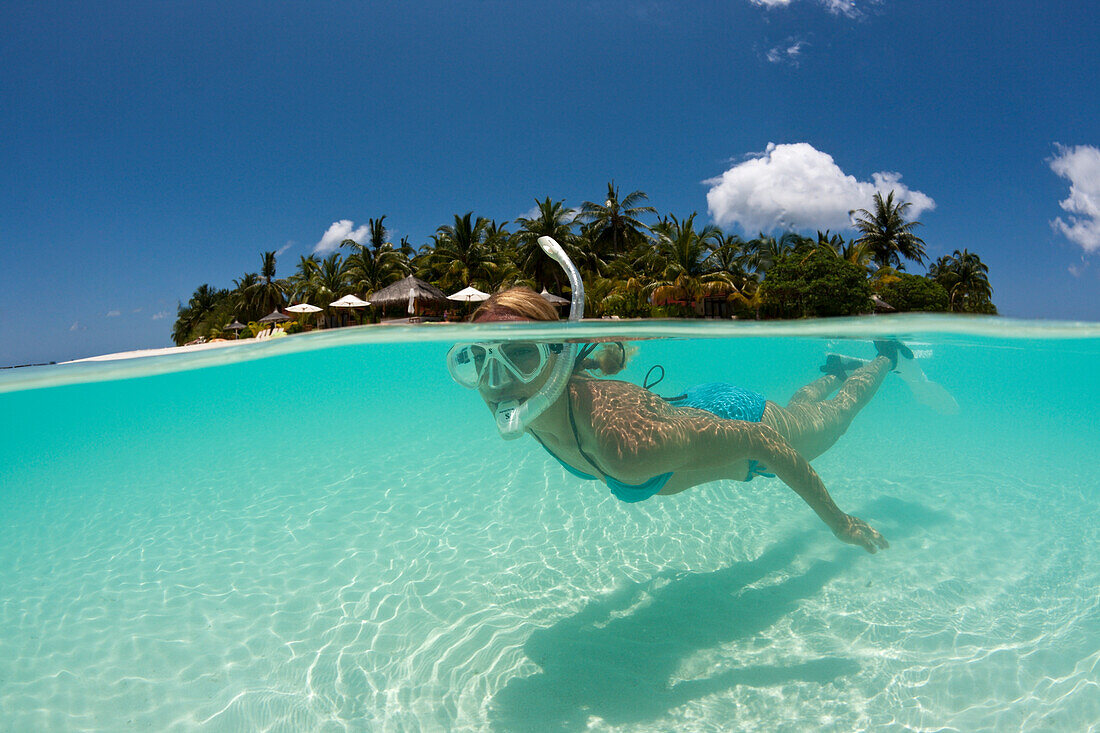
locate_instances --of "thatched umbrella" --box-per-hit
[257,309,290,324]
[369,276,450,316]
[225,319,246,339]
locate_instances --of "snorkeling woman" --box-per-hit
[447,237,898,554]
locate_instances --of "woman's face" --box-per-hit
[474,342,555,412]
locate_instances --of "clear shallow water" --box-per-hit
[1,316,1098,732]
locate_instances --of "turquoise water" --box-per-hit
[1,317,1098,731]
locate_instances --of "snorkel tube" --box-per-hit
[494,236,584,439]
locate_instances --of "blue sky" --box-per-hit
[2,0,1098,365]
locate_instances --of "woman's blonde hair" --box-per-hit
[471,286,631,376]
[471,287,558,322]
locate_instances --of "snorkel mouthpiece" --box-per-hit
[494,237,584,440]
[495,400,523,436]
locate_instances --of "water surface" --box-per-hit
[1,316,1097,731]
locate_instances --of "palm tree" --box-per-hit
[250,250,286,315]
[648,213,734,310]
[575,182,656,267]
[514,197,580,292]
[930,249,994,312]
[710,233,753,290]
[741,232,800,280]
[424,212,500,292]
[478,218,524,292]
[342,238,409,296]
[231,272,261,322]
[308,251,350,325]
[813,230,846,256]
[840,240,874,272]
[852,191,928,270]
[368,216,388,251]
[287,255,321,303]
[172,283,226,345]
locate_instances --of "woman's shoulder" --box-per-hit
[569,375,674,420]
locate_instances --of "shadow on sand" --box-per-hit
[489,497,947,732]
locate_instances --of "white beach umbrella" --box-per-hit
[408,287,416,315]
[329,294,371,308]
[447,286,490,303]
[285,303,323,313]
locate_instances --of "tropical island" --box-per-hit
[172,184,995,345]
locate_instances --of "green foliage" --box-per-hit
[930,249,996,313]
[876,273,949,312]
[852,191,928,269]
[760,249,872,318]
[169,188,997,339]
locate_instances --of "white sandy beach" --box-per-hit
[64,337,256,363]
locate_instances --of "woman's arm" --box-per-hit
[736,423,889,553]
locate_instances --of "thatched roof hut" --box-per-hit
[257,308,291,323]
[368,276,451,311]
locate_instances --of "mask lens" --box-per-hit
[447,342,548,389]
[447,344,485,388]
[500,342,544,379]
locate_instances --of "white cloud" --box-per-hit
[516,205,580,223]
[151,311,169,320]
[1050,143,1100,253]
[820,0,860,16]
[69,321,84,331]
[749,0,864,17]
[276,240,295,256]
[705,142,934,233]
[766,39,806,64]
[313,220,369,254]
[106,310,121,317]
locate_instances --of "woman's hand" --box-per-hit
[834,514,889,553]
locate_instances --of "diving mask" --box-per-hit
[446,341,562,390]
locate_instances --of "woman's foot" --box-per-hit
[873,339,913,369]
[820,353,868,379]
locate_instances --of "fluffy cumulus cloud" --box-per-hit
[705,142,934,233]
[313,220,369,254]
[1049,144,1100,253]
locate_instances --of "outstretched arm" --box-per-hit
[738,423,889,553]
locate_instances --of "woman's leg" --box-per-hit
[764,355,893,460]
[787,374,842,406]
